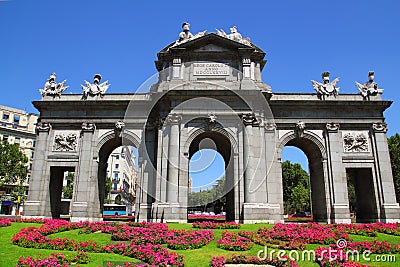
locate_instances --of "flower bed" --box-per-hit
[111,225,169,244]
[17,251,89,267]
[0,218,11,227]
[12,219,185,267]
[166,229,214,250]
[210,254,299,267]
[315,247,371,267]
[256,223,351,245]
[192,221,240,229]
[331,240,400,254]
[217,231,253,251]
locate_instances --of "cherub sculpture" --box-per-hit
[355,71,380,98]
[174,22,206,46]
[39,72,69,97]
[311,72,340,97]
[216,26,251,46]
[81,74,110,99]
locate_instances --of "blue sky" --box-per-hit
[1,0,399,190]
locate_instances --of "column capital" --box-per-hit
[241,113,257,126]
[264,122,277,132]
[166,114,182,125]
[371,122,388,133]
[172,57,181,66]
[36,122,51,133]
[81,122,96,132]
[326,122,340,132]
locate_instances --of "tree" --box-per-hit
[290,183,310,211]
[347,173,357,213]
[388,133,400,202]
[62,173,74,199]
[188,177,226,211]
[10,185,27,202]
[105,177,112,201]
[282,160,310,214]
[0,141,28,186]
[115,194,122,205]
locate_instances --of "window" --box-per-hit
[29,163,32,170]
[2,113,9,121]
[114,173,119,179]
[27,176,30,184]
[115,164,119,169]
[113,183,118,190]
[3,135,9,141]
[31,152,34,159]
[32,140,36,147]
[115,155,119,160]
[14,116,20,123]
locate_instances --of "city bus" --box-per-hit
[103,204,127,216]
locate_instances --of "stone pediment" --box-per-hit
[193,44,230,52]
[156,33,266,73]
[159,33,265,55]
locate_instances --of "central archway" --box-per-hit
[188,130,235,221]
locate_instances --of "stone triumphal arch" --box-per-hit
[24,25,400,223]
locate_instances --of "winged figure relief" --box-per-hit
[355,81,368,97]
[81,75,110,99]
[39,73,69,97]
[311,77,340,96]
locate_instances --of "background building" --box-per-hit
[106,146,137,213]
[0,105,38,215]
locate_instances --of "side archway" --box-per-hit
[96,130,141,215]
[277,131,329,222]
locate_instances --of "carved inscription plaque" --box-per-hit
[193,63,229,76]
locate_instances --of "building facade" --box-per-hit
[23,26,400,223]
[0,105,38,215]
[106,146,137,209]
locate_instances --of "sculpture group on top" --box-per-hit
[173,22,251,47]
[81,74,110,100]
[355,71,383,99]
[39,72,69,97]
[311,72,340,97]
[38,25,384,102]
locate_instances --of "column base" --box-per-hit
[135,203,152,222]
[381,203,400,223]
[23,200,51,217]
[242,203,283,224]
[331,203,351,223]
[151,202,186,223]
[70,201,102,222]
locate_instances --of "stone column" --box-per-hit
[325,123,351,223]
[239,48,254,89]
[242,113,272,223]
[371,122,400,222]
[264,122,282,223]
[167,114,181,203]
[242,113,255,203]
[70,122,102,222]
[24,122,52,218]
[172,57,181,79]
[153,114,185,222]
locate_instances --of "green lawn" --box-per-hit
[1,222,399,267]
